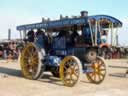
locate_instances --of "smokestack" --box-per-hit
[47,18,50,22]
[80,11,88,17]
[65,16,69,19]
[42,17,45,22]
[60,14,63,20]
[8,29,11,40]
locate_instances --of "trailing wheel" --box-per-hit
[86,56,106,84]
[19,43,44,80]
[59,56,82,87]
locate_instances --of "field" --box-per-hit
[0,60,128,96]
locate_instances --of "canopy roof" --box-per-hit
[17,15,122,31]
[17,18,87,31]
[88,15,122,28]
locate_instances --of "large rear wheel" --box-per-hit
[20,43,43,80]
[86,56,106,84]
[59,56,82,87]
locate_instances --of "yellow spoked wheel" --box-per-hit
[20,43,43,80]
[86,56,106,84]
[59,56,82,87]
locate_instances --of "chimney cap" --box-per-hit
[80,11,88,17]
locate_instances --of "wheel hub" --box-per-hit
[94,63,99,73]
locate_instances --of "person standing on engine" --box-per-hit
[35,29,48,58]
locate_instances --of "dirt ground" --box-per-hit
[0,59,128,96]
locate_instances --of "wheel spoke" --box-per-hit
[89,72,95,76]
[64,65,69,70]
[68,62,72,68]
[69,80,74,85]
[31,48,35,54]
[64,74,72,80]
[23,55,29,59]
[99,72,105,77]
[73,71,79,79]
[99,68,106,71]
[32,65,38,74]
[31,49,37,57]
[33,57,38,61]
[69,75,77,85]
[93,74,97,81]
[98,74,102,81]
[97,59,102,65]
[25,48,30,55]
[31,52,37,57]
[73,63,77,69]
[99,63,105,68]
[23,59,28,63]
[70,74,72,79]
[32,61,38,65]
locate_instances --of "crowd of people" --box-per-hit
[0,41,23,60]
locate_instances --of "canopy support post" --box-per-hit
[89,21,94,46]
[95,21,98,46]
[19,30,22,41]
[98,21,101,40]
[115,28,118,46]
[23,30,27,40]
[111,23,114,46]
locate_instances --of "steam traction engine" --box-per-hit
[17,11,107,87]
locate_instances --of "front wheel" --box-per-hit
[86,56,106,84]
[59,56,82,87]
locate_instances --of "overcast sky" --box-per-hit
[0,0,128,45]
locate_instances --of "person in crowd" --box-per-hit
[27,30,35,42]
[7,50,13,60]
[35,29,48,58]
[70,25,79,45]
[101,30,108,43]
[0,45,3,58]
[35,29,48,49]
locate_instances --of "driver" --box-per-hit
[71,25,79,45]
[35,29,48,49]
[101,30,108,43]
[27,30,35,42]
[35,29,48,57]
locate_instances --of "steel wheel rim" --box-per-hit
[60,56,80,87]
[86,57,106,84]
[20,44,39,79]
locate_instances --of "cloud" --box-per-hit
[118,18,128,46]
[0,13,41,39]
